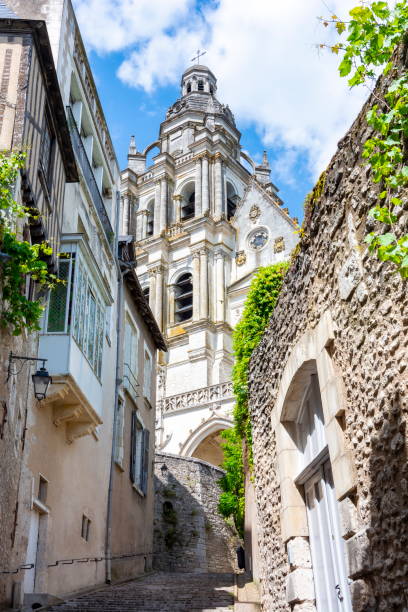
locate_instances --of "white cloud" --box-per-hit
[74,0,368,182]
[72,0,192,53]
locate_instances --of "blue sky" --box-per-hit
[89,51,313,222]
[75,0,367,223]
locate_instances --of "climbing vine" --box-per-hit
[0,151,59,335]
[218,263,288,536]
[319,1,408,277]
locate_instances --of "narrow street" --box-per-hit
[47,573,235,612]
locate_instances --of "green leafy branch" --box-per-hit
[320,1,408,277]
[0,151,59,335]
[218,264,287,535]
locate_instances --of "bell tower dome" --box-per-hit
[181,65,217,96]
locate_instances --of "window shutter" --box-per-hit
[141,429,150,495]
[130,411,137,484]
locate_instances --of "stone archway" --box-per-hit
[179,415,233,467]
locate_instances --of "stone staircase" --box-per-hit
[45,572,235,612]
[234,573,262,611]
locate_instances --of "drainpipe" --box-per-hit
[105,190,123,584]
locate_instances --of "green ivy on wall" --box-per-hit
[0,152,59,335]
[320,1,408,278]
[218,263,288,536]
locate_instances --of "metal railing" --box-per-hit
[66,107,114,248]
[162,381,233,414]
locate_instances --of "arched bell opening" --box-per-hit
[180,182,195,221]
[174,273,193,323]
[226,182,238,220]
[146,199,154,237]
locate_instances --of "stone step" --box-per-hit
[45,572,235,611]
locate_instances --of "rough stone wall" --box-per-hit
[248,46,408,612]
[0,331,38,609]
[153,453,239,573]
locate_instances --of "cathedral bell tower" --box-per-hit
[121,64,298,466]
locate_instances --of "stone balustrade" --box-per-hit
[162,381,233,414]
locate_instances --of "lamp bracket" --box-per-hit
[7,351,48,381]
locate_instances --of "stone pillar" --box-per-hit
[154,180,161,235]
[201,155,209,216]
[141,210,148,239]
[160,177,167,233]
[199,248,208,319]
[192,251,200,322]
[214,153,223,219]
[173,195,182,223]
[195,157,202,216]
[149,270,157,319]
[135,210,148,240]
[215,250,225,322]
[155,266,163,331]
[169,285,175,326]
[122,195,129,235]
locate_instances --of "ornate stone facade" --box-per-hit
[121,64,298,464]
[248,47,408,611]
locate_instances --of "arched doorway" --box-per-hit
[180,415,233,468]
[192,430,226,467]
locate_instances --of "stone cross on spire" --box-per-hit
[191,49,206,64]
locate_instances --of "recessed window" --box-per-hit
[114,398,124,466]
[124,316,139,400]
[40,114,54,188]
[187,82,191,93]
[144,349,152,401]
[197,80,204,91]
[181,192,195,221]
[226,183,238,220]
[81,515,91,541]
[38,476,48,504]
[130,413,150,495]
[142,286,150,304]
[146,200,154,237]
[174,273,193,323]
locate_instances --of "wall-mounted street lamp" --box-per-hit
[7,352,52,400]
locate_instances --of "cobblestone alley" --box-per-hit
[46,572,235,612]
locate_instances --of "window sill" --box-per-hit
[32,497,49,515]
[114,459,124,472]
[144,396,152,410]
[132,483,146,498]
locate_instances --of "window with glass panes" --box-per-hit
[72,260,104,378]
[46,252,105,378]
[130,413,149,495]
[46,254,75,333]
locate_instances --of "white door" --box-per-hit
[305,462,352,611]
[24,511,39,594]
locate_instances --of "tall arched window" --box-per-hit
[174,273,193,322]
[197,80,204,91]
[226,182,238,220]
[187,82,191,93]
[146,200,154,237]
[181,192,195,221]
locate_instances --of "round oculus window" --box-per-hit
[247,228,269,251]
